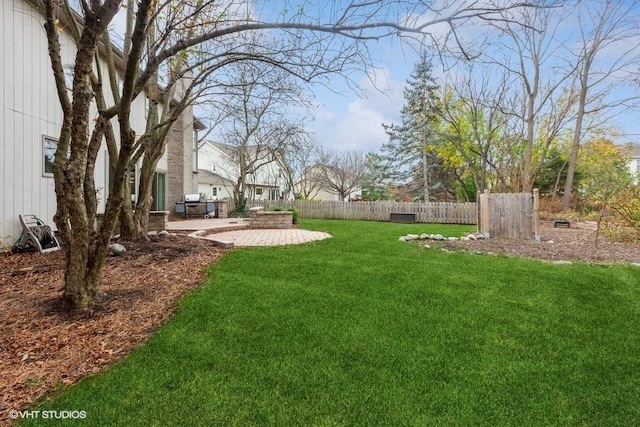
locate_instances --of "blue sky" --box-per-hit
[301,1,640,154]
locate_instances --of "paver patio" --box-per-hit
[166,218,331,247]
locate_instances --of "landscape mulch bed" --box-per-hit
[434,221,640,265]
[0,235,223,423]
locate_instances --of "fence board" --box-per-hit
[242,200,478,224]
[477,190,539,239]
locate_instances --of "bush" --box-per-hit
[602,222,640,244]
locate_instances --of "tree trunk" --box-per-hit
[422,141,429,203]
[562,73,588,210]
[132,136,165,238]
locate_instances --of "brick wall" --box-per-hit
[248,207,293,229]
[166,73,198,215]
[148,211,169,231]
[96,211,168,235]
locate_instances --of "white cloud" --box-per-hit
[311,67,405,153]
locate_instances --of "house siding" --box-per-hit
[0,0,158,250]
[0,0,68,249]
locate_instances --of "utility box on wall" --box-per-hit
[390,213,416,223]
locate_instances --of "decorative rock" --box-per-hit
[157,230,170,236]
[467,234,477,240]
[476,233,490,240]
[460,237,469,241]
[406,234,420,240]
[552,260,573,265]
[433,234,445,241]
[109,243,126,256]
[420,234,429,240]
[448,237,458,241]
[423,244,431,249]
[548,240,555,244]
[631,263,640,268]
[399,237,408,242]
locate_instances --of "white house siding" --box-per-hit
[0,0,65,249]
[628,144,640,177]
[0,0,153,250]
[197,141,290,202]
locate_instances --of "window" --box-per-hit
[211,187,218,197]
[127,166,136,207]
[255,187,263,196]
[152,172,166,211]
[42,136,58,177]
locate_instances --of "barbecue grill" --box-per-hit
[176,194,215,218]
[184,193,200,203]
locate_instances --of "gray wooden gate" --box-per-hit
[478,189,539,240]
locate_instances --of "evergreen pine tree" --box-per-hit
[381,54,441,202]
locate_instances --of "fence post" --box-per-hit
[479,190,491,235]
[532,188,540,241]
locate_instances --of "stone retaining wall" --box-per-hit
[248,207,293,229]
[148,211,169,231]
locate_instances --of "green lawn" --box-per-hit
[24,219,640,426]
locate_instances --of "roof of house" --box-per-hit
[619,143,640,158]
[197,169,234,184]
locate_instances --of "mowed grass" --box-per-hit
[24,219,640,426]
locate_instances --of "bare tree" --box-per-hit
[560,0,640,209]
[489,2,577,192]
[41,0,542,310]
[321,150,367,201]
[202,61,308,210]
[439,63,514,193]
[279,138,328,200]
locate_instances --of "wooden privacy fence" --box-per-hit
[478,189,540,240]
[244,200,478,224]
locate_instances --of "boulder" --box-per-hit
[109,243,126,256]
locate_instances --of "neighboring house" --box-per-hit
[625,143,640,177]
[294,165,362,201]
[0,0,199,250]
[197,140,290,202]
[197,169,234,201]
